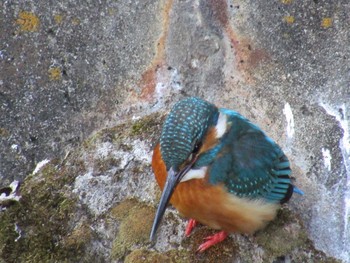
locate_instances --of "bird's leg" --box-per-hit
[196,231,228,253]
[185,218,197,237]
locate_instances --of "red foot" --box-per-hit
[185,219,197,237]
[196,231,228,253]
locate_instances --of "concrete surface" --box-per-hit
[0,0,349,262]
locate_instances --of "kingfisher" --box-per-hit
[150,97,303,252]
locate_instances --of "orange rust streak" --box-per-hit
[152,143,277,234]
[140,0,173,100]
[207,0,269,77]
[208,0,229,27]
[140,67,157,100]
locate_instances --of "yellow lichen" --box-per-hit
[16,11,40,32]
[71,17,80,26]
[108,8,117,16]
[48,67,61,81]
[281,0,293,4]
[321,18,332,28]
[0,128,9,137]
[54,14,63,24]
[283,16,295,24]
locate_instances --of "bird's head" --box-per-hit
[150,97,220,240]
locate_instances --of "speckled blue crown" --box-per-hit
[160,97,218,170]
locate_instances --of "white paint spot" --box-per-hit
[14,224,22,242]
[191,59,199,69]
[11,144,19,151]
[319,102,350,253]
[9,180,20,192]
[32,159,50,175]
[155,82,166,98]
[283,102,295,138]
[215,112,227,138]
[180,167,207,182]
[320,103,350,154]
[321,148,332,171]
[0,180,21,209]
[132,115,141,121]
[170,68,182,90]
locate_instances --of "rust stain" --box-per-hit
[208,0,229,27]
[139,0,173,100]
[226,29,269,79]
[247,48,269,69]
[16,11,40,32]
[208,1,269,80]
[139,67,157,100]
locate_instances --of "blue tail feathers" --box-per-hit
[293,186,304,195]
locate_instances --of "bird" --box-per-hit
[150,97,303,252]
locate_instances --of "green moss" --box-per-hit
[110,198,140,220]
[0,113,166,262]
[255,208,307,259]
[125,249,190,263]
[111,199,156,260]
[253,208,340,262]
[62,223,92,253]
[81,112,164,156]
[182,226,238,263]
[125,249,169,263]
[0,161,82,263]
[131,114,162,137]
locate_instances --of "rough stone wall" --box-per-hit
[0,0,349,262]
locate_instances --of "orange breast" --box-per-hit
[152,143,279,234]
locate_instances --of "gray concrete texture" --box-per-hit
[1,0,349,262]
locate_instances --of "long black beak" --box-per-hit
[150,161,195,241]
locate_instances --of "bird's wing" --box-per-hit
[208,109,293,204]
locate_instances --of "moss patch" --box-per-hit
[125,249,190,263]
[131,114,163,137]
[111,199,156,260]
[182,226,238,263]
[255,208,307,258]
[255,208,340,262]
[0,113,166,262]
[83,112,164,153]
[0,161,84,263]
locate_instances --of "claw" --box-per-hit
[196,231,228,253]
[185,219,197,237]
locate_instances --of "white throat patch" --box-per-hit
[180,166,207,182]
[215,112,227,138]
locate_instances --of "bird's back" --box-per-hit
[208,108,294,204]
[152,107,297,234]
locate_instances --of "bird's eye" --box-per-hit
[192,141,202,154]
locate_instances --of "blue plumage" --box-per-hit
[159,97,302,204]
[160,97,218,170]
[151,97,304,250]
[208,109,294,204]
